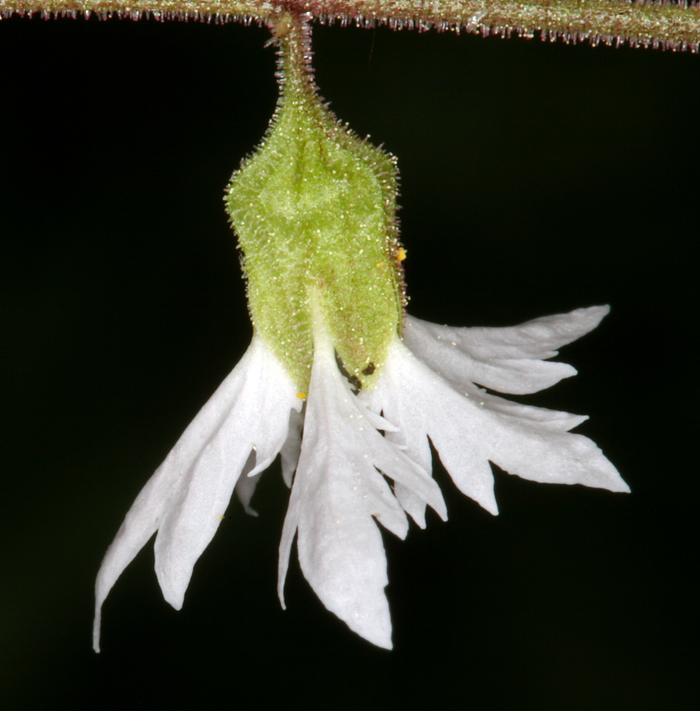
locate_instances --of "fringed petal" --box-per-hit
[93,335,300,651]
[278,320,445,649]
[280,407,304,488]
[234,451,260,516]
[381,339,628,520]
[404,306,609,395]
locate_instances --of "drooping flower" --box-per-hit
[93,299,627,651]
[93,12,628,651]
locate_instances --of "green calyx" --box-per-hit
[226,13,405,393]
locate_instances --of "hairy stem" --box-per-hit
[2,0,700,52]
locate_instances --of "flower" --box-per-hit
[93,302,627,651]
[92,13,627,652]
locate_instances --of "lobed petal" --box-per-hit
[93,335,300,651]
[404,306,609,395]
[378,339,629,522]
[234,451,260,516]
[372,344,498,516]
[280,408,304,489]
[278,319,445,649]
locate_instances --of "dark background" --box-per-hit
[1,13,697,710]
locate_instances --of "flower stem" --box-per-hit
[270,10,316,100]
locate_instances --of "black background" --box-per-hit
[1,13,698,710]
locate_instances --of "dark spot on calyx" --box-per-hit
[335,351,362,394]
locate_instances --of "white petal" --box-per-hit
[369,359,443,528]
[454,382,589,433]
[234,451,260,516]
[378,339,629,520]
[277,321,445,650]
[392,482,430,529]
[93,335,300,652]
[404,306,609,395]
[372,343,498,516]
[280,407,304,488]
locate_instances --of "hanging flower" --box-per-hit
[93,300,627,651]
[93,12,628,652]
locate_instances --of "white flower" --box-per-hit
[93,305,628,652]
